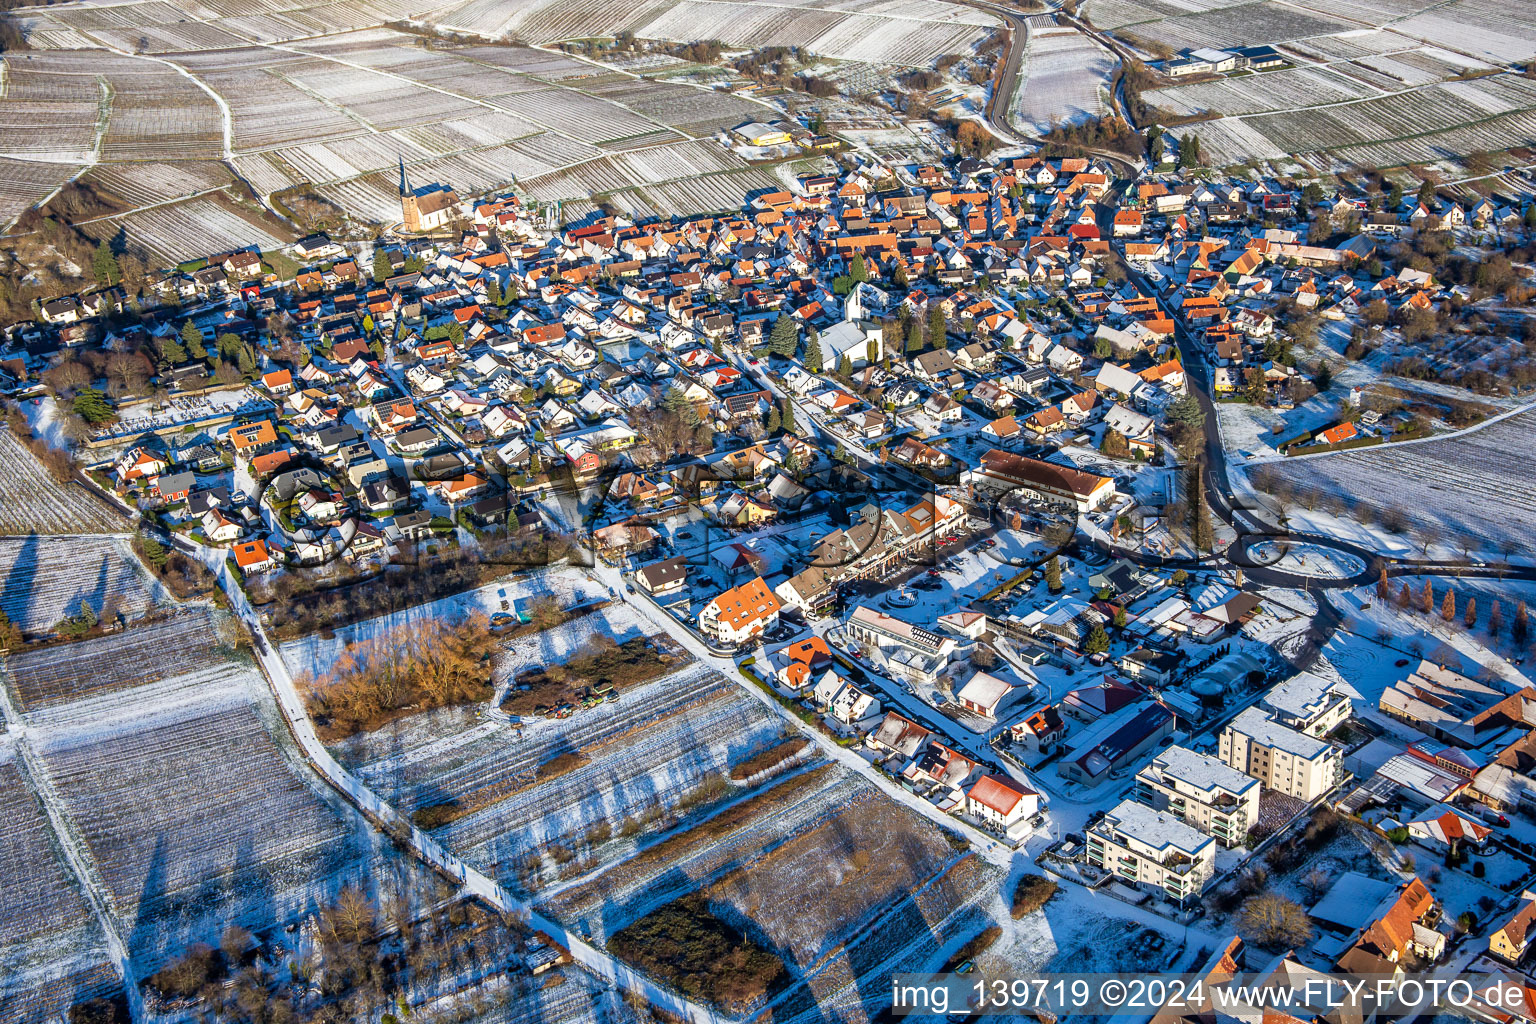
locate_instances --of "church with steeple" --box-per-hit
[399,158,459,233]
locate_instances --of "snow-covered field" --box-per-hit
[0,535,165,634]
[0,743,120,1024]
[1248,408,1536,551]
[279,566,611,677]
[0,428,126,536]
[1013,27,1114,134]
[3,611,435,977]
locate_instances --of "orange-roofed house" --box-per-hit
[770,635,833,691]
[250,448,294,477]
[227,420,278,453]
[261,368,294,394]
[1317,422,1358,446]
[232,538,275,573]
[699,576,781,645]
[966,773,1039,833]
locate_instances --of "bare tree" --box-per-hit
[1239,893,1314,950]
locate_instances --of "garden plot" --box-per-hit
[0,535,162,635]
[18,622,412,976]
[703,785,981,968]
[1254,408,1536,551]
[0,747,120,1024]
[0,429,126,536]
[278,567,610,673]
[1013,27,1114,135]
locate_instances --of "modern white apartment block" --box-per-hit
[1086,799,1216,906]
[1261,671,1356,738]
[1135,744,1261,847]
[1220,706,1344,802]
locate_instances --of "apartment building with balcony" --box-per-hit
[1220,706,1344,802]
[1135,744,1261,847]
[1261,670,1356,738]
[1086,799,1217,906]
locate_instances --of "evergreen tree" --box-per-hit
[712,336,723,356]
[1388,181,1404,209]
[1314,359,1333,392]
[237,344,257,377]
[906,319,923,355]
[77,600,97,629]
[92,242,119,287]
[1417,179,1436,207]
[1421,580,1434,615]
[1112,606,1127,628]
[528,448,542,475]
[781,399,795,434]
[1045,555,1062,593]
[1187,465,1214,552]
[927,303,946,347]
[850,253,869,283]
[181,320,206,361]
[1377,565,1390,601]
[866,338,879,365]
[373,249,393,283]
[1085,624,1110,656]
[837,354,853,377]
[1464,596,1478,629]
[0,609,19,650]
[1100,428,1129,458]
[804,333,823,374]
[1441,588,1456,622]
[769,314,797,358]
[157,335,187,367]
[485,276,502,307]
[72,387,113,424]
[766,404,781,433]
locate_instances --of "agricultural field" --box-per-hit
[1175,72,1536,170]
[0,744,121,1024]
[0,429,128,536]
[0,535,164,635]
[1107,0,1536,171]
[4,612,437,978]
[1013,26,1115,135]
[1250,408,1536,549]
[3,15,827,239]
[427,0,998,65]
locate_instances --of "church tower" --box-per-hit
[399,157,421,232]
